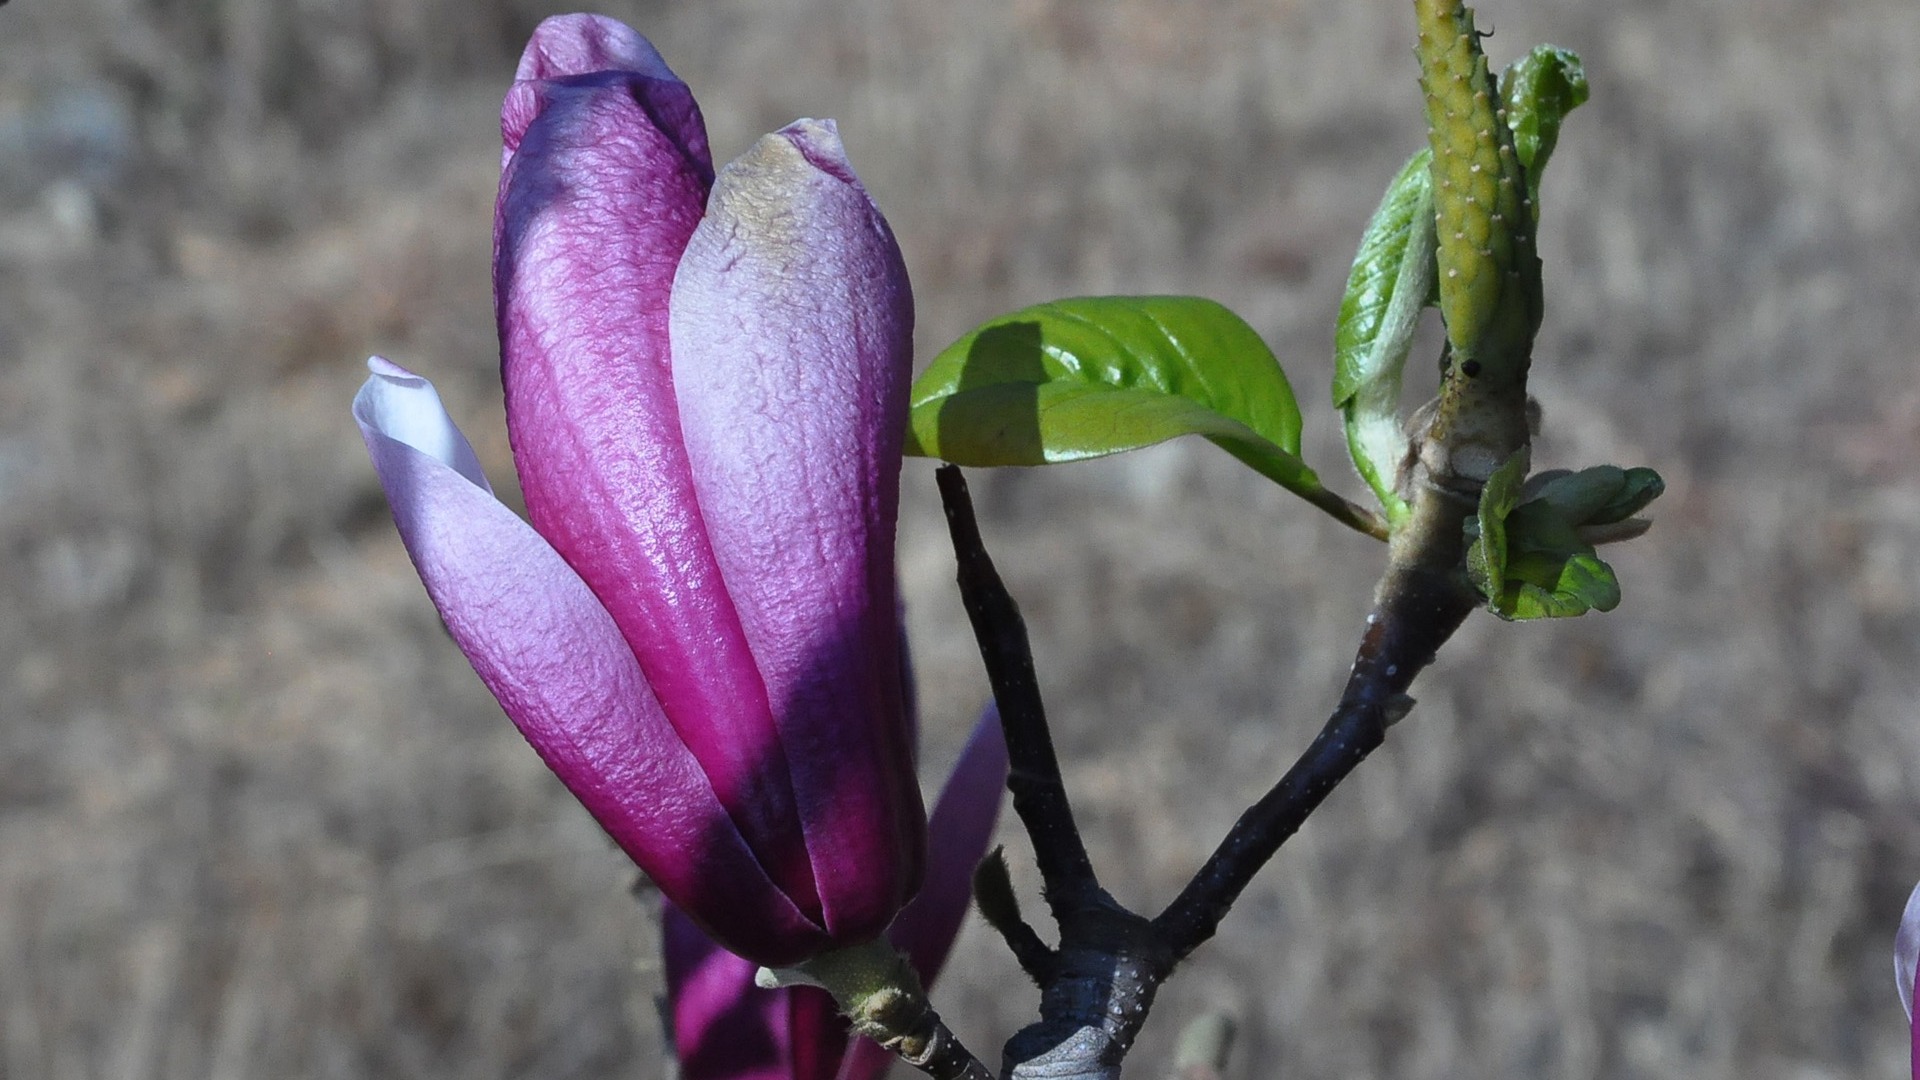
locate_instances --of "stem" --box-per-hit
[777,941,997,1080]
[1306,485,1392,542]
[1004,902,1172,1080]
[934,467,1483,1077]
[1153,484,1477,960]
[877,1003,998,1080]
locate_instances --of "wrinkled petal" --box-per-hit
[501,17,710,174]
[354,358,826,964]
[665,905,849,1080]
[495,60,818,915]
[670,118,921,943]
[514,13,678,84]
[840,707,1008,1080]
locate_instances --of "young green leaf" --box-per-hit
[907,297,1383,535]
[1523,464,1665,527]
[1499,46,1589,211]
[1468,454,1641,620]
[1501,551,1621,619]
[1465,450,1527,601]
[1589,466,1663,524]
[1526,464,1630,523]
[909,296,1302,455]
[1332,150,1435,524]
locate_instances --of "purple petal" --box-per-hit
[890,706,1008,984]
[669,119,922,944]
[833,1021,890,1080]
[514,14,678,83]
[663,907,793,1080]
[665,906,850,1080]
[358,355,492,492]
[788,982,852,1080]
[502,16,710,174]
[354,358,827,965]
[494,68,817,915]
[1900,880,1920,1022]
[840,708,1008,1080]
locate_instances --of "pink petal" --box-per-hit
[890,706,1008,984]
[663,712,1005,1080]
[670,118,922,943]
[354,358,826,965]
[494,68,817,915]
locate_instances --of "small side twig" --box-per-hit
[974,848,1060,982]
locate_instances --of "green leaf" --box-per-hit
[1525,464,1665,526]
[1332,151,1435,523]
[1591,466,1664,524]
[906,296,1327,499]
[1527,464,1628,523]
[1499,46,1589,211]
[1466,450,1528,602]
[1502,550,1621,619]
[1468,453,1634,620]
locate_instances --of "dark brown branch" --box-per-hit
[1153,486,1477,959]
[933,466,1481,1080]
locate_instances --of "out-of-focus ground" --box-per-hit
[3,0,1918,1076]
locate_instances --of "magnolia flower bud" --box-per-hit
[357,14,921,968]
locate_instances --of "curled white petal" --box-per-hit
[353,356,492,493]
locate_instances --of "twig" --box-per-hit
[870,996,998,1080]
[974,848,1061,982]
[1154,485,1478,959]
[935,466,1479,1079]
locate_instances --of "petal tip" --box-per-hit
[774,118,859,186]
[352,358,491,492]
[366,354,420,383]
[516,14,677,83]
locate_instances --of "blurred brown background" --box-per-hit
[3,0,1919,1076]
